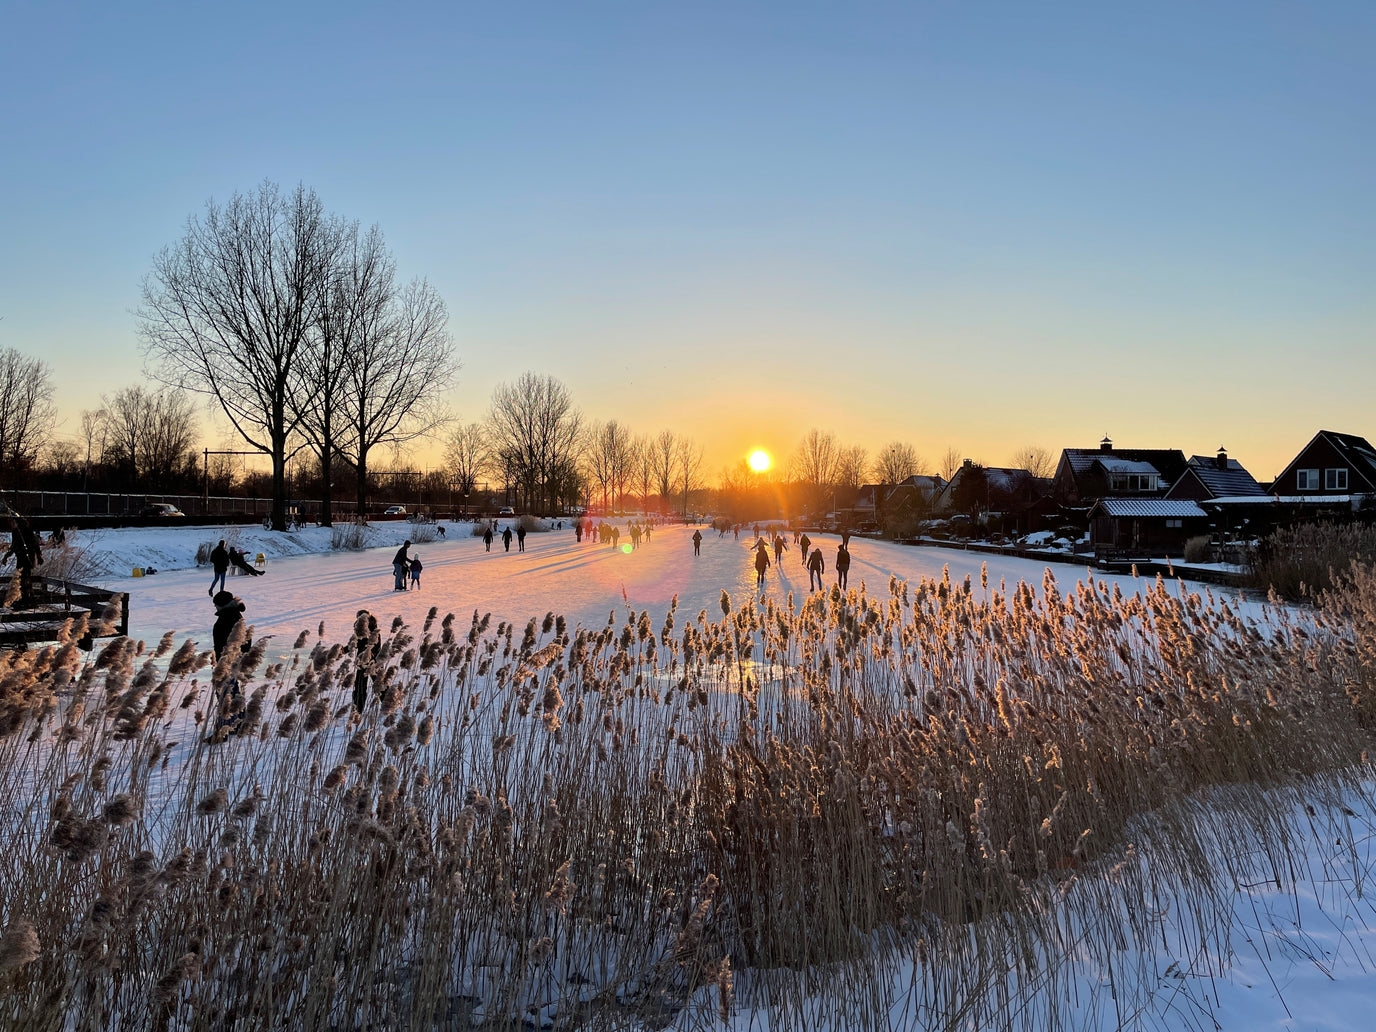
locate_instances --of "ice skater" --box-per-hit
[692,528,702,556]
[754,539,771,589]
[392,540,411,590]
[772,534,787,565]
[209,539,229,596]
[229,546,265,577]
[835,544,851,590]
[351,609,381,713]
[409,554,423,589]
[483,526,493,551]
[502,526,513,552]
[211,590,247,663]
[799,533,811,564]
[516,524,527,552]
[807,547,825,591]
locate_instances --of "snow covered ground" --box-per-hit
[67,520,1271,656]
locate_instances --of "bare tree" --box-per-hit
[0,347,57,477]
[676,436,705,517]
[487,373,582,513]
[140,181,332,529]
[79,407,108,494]
[44,441,81,480]
[939,446,963,482]
[631,435,656,513]
[443,423,488,512]
[836,445,868,492]
[791,429,839,511]
[874,441,925,485]
[1010,444,1056,479]
[585,420,633,510]
[650,430,678,511]
[337,276,456,515]
[102,386,199,487]
[293,220,379,525]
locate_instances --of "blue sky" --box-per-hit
[1,1,1372,479]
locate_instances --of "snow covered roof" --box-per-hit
[1091,499,1208,518]
[1095,458,1160,475]
[1204,494,1369,506]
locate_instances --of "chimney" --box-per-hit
[1215,446,1228,471]
[1100,435,1113,453]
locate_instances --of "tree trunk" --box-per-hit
[318,441,333,527]
[356,446,369,520]
[271,440,287,531]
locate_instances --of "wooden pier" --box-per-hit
[0,576,129,649]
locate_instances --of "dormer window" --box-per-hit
[1109,473,1158,492]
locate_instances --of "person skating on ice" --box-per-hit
[392,540,411,590]
[409,554,422,589]
[209,539,229,596]
[692,528,702,556]
[807,547,825,591]
[754,539,771,589]
[502,526,513,552]
[483,526,493,551]
[516,524,526,552]
[835,543,851,590]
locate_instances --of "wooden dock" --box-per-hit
[0,577,129,649]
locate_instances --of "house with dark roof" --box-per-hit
[1088,498,1209,557]
[932,462,1054,532]
[852,475,947,529]
[1165,448,1266,502]
[1053,437,1189,508]
[1267,431,1376,501]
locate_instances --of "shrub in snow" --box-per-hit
[330,522,368,551]
[1183,535,1212,564]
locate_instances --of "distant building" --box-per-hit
[1266,430,1376,501]
[1165,448,1266,502]
[851,474,947,529]
[1053,437,1189,508]
[1088,498,1209,557]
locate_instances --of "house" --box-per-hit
[1266,430,1376,501]
[1088,498,1209,557]
[1165,448,1266,501]
[851,474,947,529]
[934,462,1053,532]
[1052,437,1189,508]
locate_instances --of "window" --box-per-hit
[1109,473,1158,492]
[1297,469,1319,491]
[1165,519,1182,528]
[1325,468,1348,491]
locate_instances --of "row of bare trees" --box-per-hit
[0,347,58,478]
[442,374,706,516]
[138,180,456,528]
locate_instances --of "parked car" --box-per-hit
[498,506,515,515]
[383,505,407,516]
[140,503,184,518]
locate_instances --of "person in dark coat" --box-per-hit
[692,529,702,556]
[807,547,826,591]
[772,535,786,565]
[209,540,230,596]
[754,540,771,588]
[211,591,247,663]
[516,524,527,552]
[409,554,422,589]
[3,514,43,604]
[799,533,812,564]
[835,544,851,590]
[483,526,494,551]
[229,546,265,577]
[502,526,513,552]
[575,521,583,543]
[392,540,411,590]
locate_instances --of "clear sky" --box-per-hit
[1,1,1372,482]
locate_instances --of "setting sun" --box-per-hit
[748,450,771,472]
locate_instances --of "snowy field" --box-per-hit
[73,521,1269,657]
[20,522,1376,1030]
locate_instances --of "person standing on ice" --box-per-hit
[772,534,787,565]
[692,529,702,556]
[211,590,247,663]
[392,540,411,590]
[516,524,527,552]
[799,533,811,565]
[754,539,771,588]
[351,610,381,713]
[835,544,851,590]
[807,547,825,591]
[575,521,583,543]
[502,526,513,552]
[483,526,493,551]
[409,554,423,589]
[208,539,230,596]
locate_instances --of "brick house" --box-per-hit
[1053,437,1189,508]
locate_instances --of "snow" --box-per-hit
[63,522,1274,657]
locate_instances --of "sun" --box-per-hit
[748,450,771,473]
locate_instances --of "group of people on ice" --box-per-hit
[481,522,527,552]
[751,532,851,592]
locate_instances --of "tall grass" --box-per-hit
[1248,520,1376,598]
[0,563,1374,1029]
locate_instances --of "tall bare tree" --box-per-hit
[1010,444,1056,479]
[939,445,963,482]
[140,181,332,529]
[103,385,199,487]
[873,441,925,484]
[836,445,868,492]
[650,430,678,510]
[79,407,108,494]
[443,423,488,512]
[676,436,705,517]
[0,347,57,478]
[791,429,839,511]
[487,373,582,513]
[631,435,656,513]
[337,276,456,515]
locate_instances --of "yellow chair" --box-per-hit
[132,567,144,578]
[255,553,266,568]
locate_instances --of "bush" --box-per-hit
[408,523,438,544]
[1248,521,1376,598]
[1182,535,1212,564]
[330,520,368,551]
